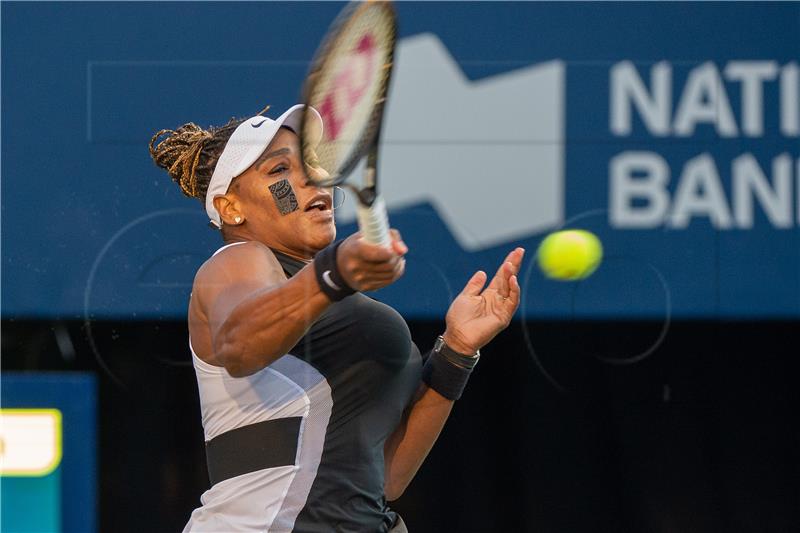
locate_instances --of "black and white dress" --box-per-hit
[184,242,422,532]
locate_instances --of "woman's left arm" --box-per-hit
[383,247,525,501]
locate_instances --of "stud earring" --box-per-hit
[234,216,243,224]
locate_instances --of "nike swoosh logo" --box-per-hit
[251,119,267,128]
[322,270,342,291]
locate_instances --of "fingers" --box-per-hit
[352,229,407,263]
[485,274,521,327]
[338,230,407,291]
[356,240,396,263]
[496,275,521,325]
[488,247,525,294]
[361,257,401,275]
[500,263,513,297]
[508,247,525,269]
[499,274,521,319]
[496,248,524,275]
[393,256,407,280]
[487,261,512,297]
[507,274,520,308]
[460,270,487,297]
[390,229,408,256]
[358,257,406,291]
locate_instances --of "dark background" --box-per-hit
[3,318,798,533]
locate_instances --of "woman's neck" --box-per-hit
[221,228,313,262]
[270,246,313,263]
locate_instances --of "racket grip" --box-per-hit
[356,196,391,248]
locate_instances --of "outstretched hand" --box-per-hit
[442,247,525,355]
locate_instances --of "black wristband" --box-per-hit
[313,240,356,302]
[421,349,475,401]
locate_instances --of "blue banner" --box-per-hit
[2,2,798,319]
[1,374,97,533]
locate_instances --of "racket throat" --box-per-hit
[351,183,379,207]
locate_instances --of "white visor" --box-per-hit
[205,104,323,228]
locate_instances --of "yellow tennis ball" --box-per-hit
[537,229,603,281]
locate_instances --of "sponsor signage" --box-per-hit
[2,2,798,319]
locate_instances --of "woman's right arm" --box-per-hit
[195,235,406,377]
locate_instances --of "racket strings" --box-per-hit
[303,3,396,183]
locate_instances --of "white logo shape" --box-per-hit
[337,33,566,250]
[322,270,342,291]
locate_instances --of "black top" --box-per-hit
[273,250,422,532]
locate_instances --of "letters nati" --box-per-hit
[609,61,800,229]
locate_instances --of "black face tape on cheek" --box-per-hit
[268,179,299,215]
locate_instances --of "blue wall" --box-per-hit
[2,2,798,319]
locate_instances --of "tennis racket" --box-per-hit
[297,0,397,248]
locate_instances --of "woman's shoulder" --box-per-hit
[197,241,280,278]
[192,241,286,305]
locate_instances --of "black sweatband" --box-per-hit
[422,349,475,401]
[314,240,356,302]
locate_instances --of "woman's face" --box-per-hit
[226,127,336,258]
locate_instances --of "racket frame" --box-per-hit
[297,0,397,209]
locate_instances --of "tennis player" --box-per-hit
[149,105,524,532]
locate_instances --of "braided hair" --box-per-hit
[148,105,271,204]
[148,118,240,203]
